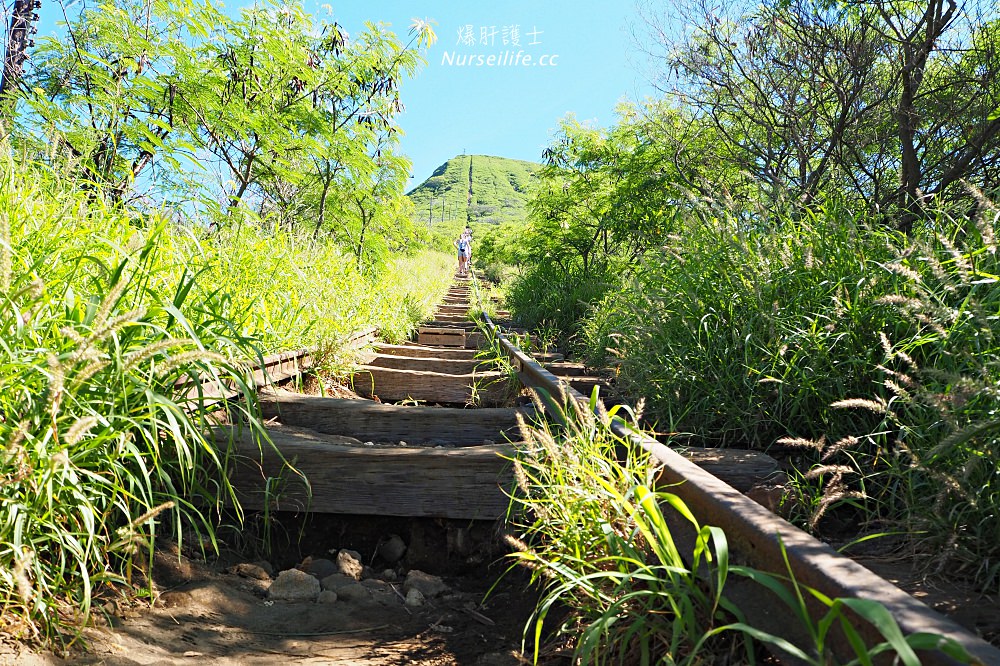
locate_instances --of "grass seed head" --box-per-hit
[821,436,858,461]
[64,416,99,446]
[883,262,922,282]
[775,435,824,451]
[831,397,887,414]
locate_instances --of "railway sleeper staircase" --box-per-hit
[221,277,780,522]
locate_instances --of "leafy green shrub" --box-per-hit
[208,225,452,352]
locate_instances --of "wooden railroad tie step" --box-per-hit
[368,353,484,375]
[417,326,466,347]
[376,343,477,360]
[217,425,512,519]
[543,362,588,377]
[260,392,525,443]
[353,366,510,404]
[424,320,477,331]
[672,448,780,492]
[566,376,611,394]
[415,328,486,349]
[217,424,776,518]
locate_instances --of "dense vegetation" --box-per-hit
[484,0,1000,597]
[0,1,452,643]
[407,154,537,226]
[507,392,974,664]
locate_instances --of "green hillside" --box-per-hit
[407,154,539,226]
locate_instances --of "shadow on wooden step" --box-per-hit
[259,392,525,444]
[216,426,512,519]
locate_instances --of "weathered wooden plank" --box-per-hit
[369,353,483,374]
[464,331,486,349]
[353,366,509,404]
[259,392,524,443]
[417,322,465,335]
[424,320,477,331]
[568,376,611,394]
[544,362,588,377]
[219,428,512,518]
[418,331,466,347]
[674,448,780,492]
[376,343,478,360]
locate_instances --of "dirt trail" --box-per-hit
[2,548,531,666]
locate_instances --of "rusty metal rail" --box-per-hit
[469,273,1000,665]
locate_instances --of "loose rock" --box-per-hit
[334,582,372,603]
[317,590,338,604]
[321,573,355,591]
[336,549,364,580]
[403,570,448,598]
[405,588,425,607]
[253,560,275,577]
[230,562,271,581]
[299,556,337,579]
[378,534,407,564]
[268,569,320,602]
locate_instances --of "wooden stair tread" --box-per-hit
[377,343,477,359]
[353,366,508,404]
[368,353,484,374]
[417,326,467,334]
[543,362,588,377]
[259,392,525,443]
[673,447,780,492]
[218,426,512,518]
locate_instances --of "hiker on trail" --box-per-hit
[461,227,473,271]
[455,232,471,276]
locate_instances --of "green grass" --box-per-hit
[545,197,1000,591]
[504,388,975,664]
[0,153,454,644]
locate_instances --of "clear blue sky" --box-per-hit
[321,1,657,185]
[33,0,658,187]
